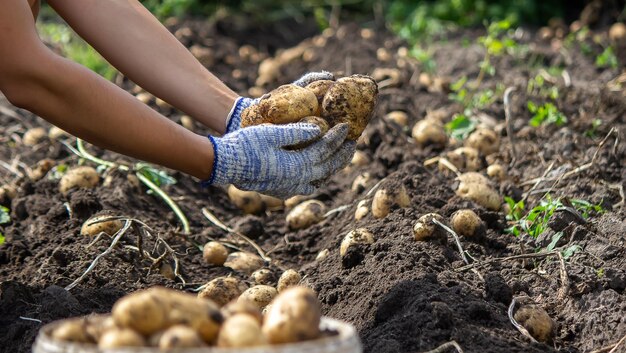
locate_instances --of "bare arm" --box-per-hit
[47,0,238,133]
[0,0,214,180]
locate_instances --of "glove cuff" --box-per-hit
[200,135,221,187]
[225,97,254,134]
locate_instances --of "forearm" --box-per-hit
[22,51,214,180]
[47,0,238,133]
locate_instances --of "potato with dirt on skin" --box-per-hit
[223,251,265,275]
[384,111,409,127]
[371,184,410,219]
[23,127,47,146]
[112,288,168,335]
[218,314,268,347]
[465,128,500,156]
[227,185,264,214]
[98,328,145,348]
[84,315,117,342]
[202,241,229,266]
[412,119,448,147]
[321,75,378,140]
[354,199,370,220]
[198,276,249,307]
[28,159,55,182]
[277,269,302,292]
[241,84,318,127]
[450,209,483,237]
[514,304,555,343]
[238,285,278,310]
[59,166,99,196]
[251,268,276,285]
[263,286,321,344]
[221,300,263,323]
[440,147,482,173]
[158,325,205,349]
[487,164,506,181]
[80,215,124,237]
[286,199,326,230]
[340,228,374,256]
[51,318,92,343]
[413,213,446,241]
[305,80,335,116]
[456,174,502,211]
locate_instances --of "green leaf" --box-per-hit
[445,114,476,140]
[450,76,468,91]
[546,232,563,252]
[0,206,10,225]
[136,163,176,187]
[562,245,582,260]
[0,232,4,246]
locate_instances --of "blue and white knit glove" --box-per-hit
[206,123,355,198]
[224,71,335,134]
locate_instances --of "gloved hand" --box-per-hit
[206,122,355,199]
[224,71,335,134]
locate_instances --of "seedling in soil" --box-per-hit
[584,119,603,138]
[596,46,619,70]
[527,101,567,127]
[0,205,10,245]
[475,19,518,87]
[545,232,581,260]
[409,46,437,73]
[526,74,559,100]
[445,113,476,140]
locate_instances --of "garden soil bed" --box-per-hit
[1,17,625,353]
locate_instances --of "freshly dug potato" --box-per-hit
[465,128,500,156]
[263,286,321,344]
[354,199,369,220]
[80,215,124,237]
[441,147,482,172]
[277,269,301,292]
[48,126,70,140]
[487,164,506,181]
[112,288,168,335]
[227,185,264,214]
[384,111,409,127]
[202,241,229,266]
[0,184,17,205]
[221,300,263,323]
[458,172,491,186]
[609,22,626,43]
[351,172,371,192]
[351,150,370,167]
[299,116,330,134]
[321,75,378,140]
[198,276,248,307]
[450,209,483,237]
[284,195,308,209]
[238,285,278,310]
[413,213,446,241]
[51,318,91,343]
[286,200,326,230]
[180,115,194,131]
[218,314,267,347]
[456,176,501,211]
[241,84,318,127]
[158,325,205,349]
[412,119,448,147]
[514,304,555,343]
[305,80,335,116]
[98,328,145,349]
[59,166,99,196]
[223,252,265,275]
[251,268,276,285]
[28,158,55,182]
[84,315,116,342]
[371,184,410,219]
[259,194,284,210]
[23,127,47,146]
[340,228,374,256]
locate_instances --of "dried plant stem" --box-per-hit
[421,341,464,353]
[504,86,518,163]
[432,218,469,265]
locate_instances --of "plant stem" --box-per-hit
[135,172,190,235]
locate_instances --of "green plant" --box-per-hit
[445,113,476,140]
[527,101,567,127]
[596,46,619,70]
[0,206,10,245]
[409,46,437,73]
[596,268,605,278]
[526,74,559,100]
[584,119,603,138]
[449,76,503,111]
[474,19,518,87]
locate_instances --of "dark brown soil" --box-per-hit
[1,16,625,353]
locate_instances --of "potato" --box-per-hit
[259,194,284,210]
[28,158,55,182]
[198,276,248,307]
[80,215,124,237]
[241,84,318,127]
[0,184,17,205]
[218,314,268,347]
[180,115,194,131]
[465,128,499,156]
[487,164,506,181]
[59,166,99,196]
[284,195,308,209]
[84,315,117,342]
[277,269,301,292]
[351,150,370,166]
[321,75,378,140]
[384,111,409,127]
[202,241,229,266]
[413,213,445,241]
[286,200,326,230]
[609,22,626,43]
[228,185,264,214]
[316,249,330,261]
[351,172,371,192]
[158,325,205,349]
[371,184,410,219]
[221,300,263,323]
[450,209,483,237]
[412,119,448,147]
[251,268,276,285]
[354,199,369,220]
[456,180,501,211]
[51,318,91,343]
[112,288,168,335]
[340,228,374,256]
[440,147,482,172]
[299,116,329,135]
[159,262,176,280]
[238,285,278,310]
[305,80,335,116]
[23,127,47,146]
[48,126,69,140]
[514,304,555,343]
[98,328,145,348]
[224,252,265,275]
[458,172,491,186]
[263,286,321,344]
[135,92,153,104]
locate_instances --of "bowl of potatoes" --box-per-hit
[32,286,361,353]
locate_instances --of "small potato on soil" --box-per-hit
[321,75,378,140]
[465,128,500,156]
[198,276,249,307]
[0,184,17,205]
[450,209,483,237]
[223,251,265,275]
[351,172,371,192]
[227,185,264,214]
[51,318,91,343]
[351,150,370,166]
[241,84,318,127]
[486,164,506,181]
[277,269,301,292]
[202,241,229,266]
[456,176,502,211]
[84,315,116,342]
[98,328,145,348]
[412,119,448,147]
[263,286,321,344]
[221,300,263,323]
[238,285,278,310]
[23,127,47,146]
[158,325,205,349]
[259,194,284,209]
[441,147,482,172]
[218,314,267,347]
[48,126,70,140]
[609,22,626,43]
[514,304,555,343]
[80,215,124,237]
[59,166,99,196]
[371,183,410,219]
[384,111,409,127]
[28,158,55,182]
[413,213,446,241]
[340,228,374,256]
[354,199,370,220]
[286,200,326,230]
[251,268,276,285]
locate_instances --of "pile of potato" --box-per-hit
[49,285,323,349]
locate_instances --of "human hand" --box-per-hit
[206,123,355,199]
[224,71,335,134]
